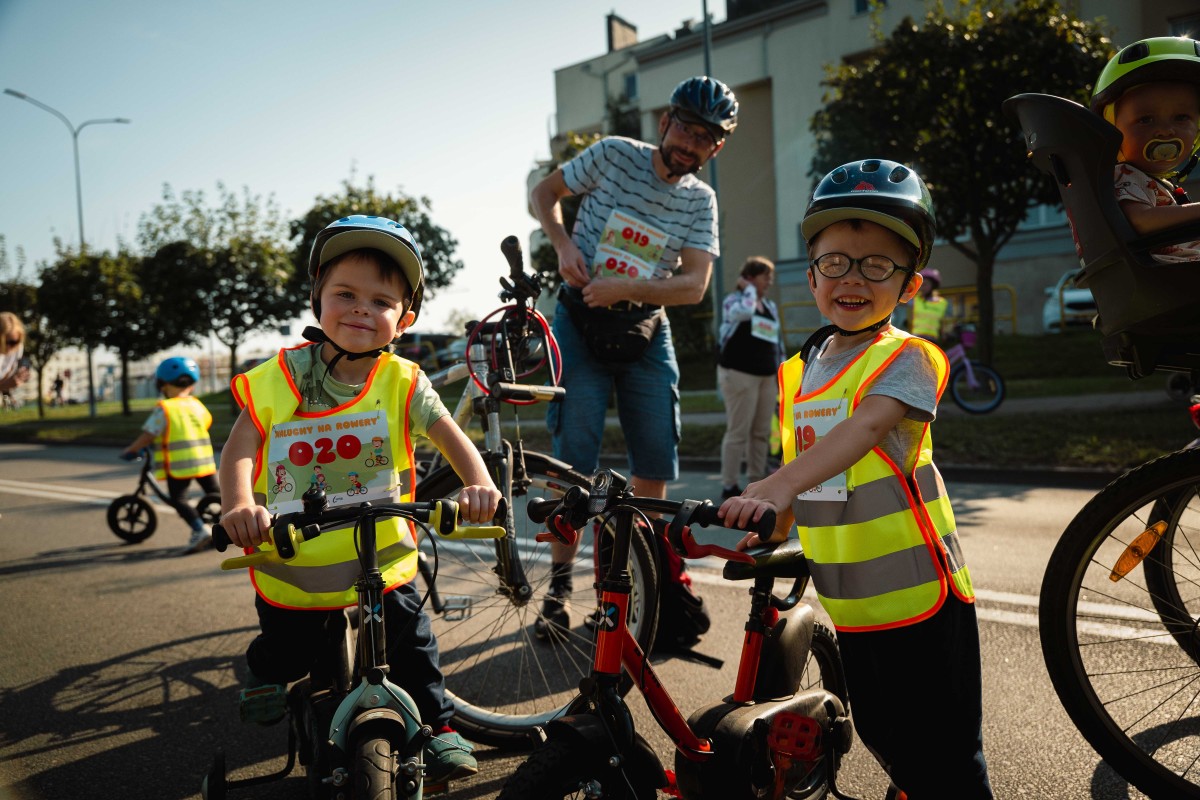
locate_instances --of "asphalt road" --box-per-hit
[0,443,1162,799]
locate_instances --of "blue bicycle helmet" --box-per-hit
[670,76,739,136]
[309,215,425,321]
[156,356,200,386]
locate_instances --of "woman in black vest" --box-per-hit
[717,257,783,499]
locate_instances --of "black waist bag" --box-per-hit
[565,292,663,364]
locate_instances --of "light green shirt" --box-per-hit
[283,345,448,438]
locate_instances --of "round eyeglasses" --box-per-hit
[811,253,913,282]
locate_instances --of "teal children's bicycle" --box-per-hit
[200,490,505,800]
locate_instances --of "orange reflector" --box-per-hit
[1109,521,1168,582]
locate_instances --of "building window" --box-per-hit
[854,0,887,14]
[1020,203,1068,231]
[624,72,639,102]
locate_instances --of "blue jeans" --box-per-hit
[548,300,681,480]
[247,582,454,728]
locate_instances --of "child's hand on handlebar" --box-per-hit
[456,484,502,524]
[219,505,273,549]
[720,474,794,549]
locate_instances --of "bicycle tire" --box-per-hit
[497,737,655,800]
[804,622,849,711]
[352,734,401,800]
[195,493,223,527]
[107,494,157,543]
[415,453,658,749]
[1039,447,1200,798]
[948,361,1005,414]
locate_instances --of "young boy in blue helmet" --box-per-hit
[720,160,992,799]
[219,215,502,782]
[121,356,219,554]
[1092,36,1200,261]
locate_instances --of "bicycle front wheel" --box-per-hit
[1040,447,1200,798]
[948,361,1005,414]
[415,452,658,748]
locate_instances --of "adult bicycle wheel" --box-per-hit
[415,452,658,749]
[948,361,1005,414]
[107,495,157,543]
[196,493,223,527]
[1040,447,1200,799]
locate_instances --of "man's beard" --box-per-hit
[661,144,702,177]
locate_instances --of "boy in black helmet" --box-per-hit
[1092,36,1200,261]
[721,160,992,799]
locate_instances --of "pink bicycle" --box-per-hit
[942,324,1005,414]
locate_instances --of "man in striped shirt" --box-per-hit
[529,76,738,640]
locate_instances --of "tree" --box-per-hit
[810,0,1113,360]
[289,177,464,315]
[138,183,294,381]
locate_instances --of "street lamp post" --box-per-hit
[5,88,130,417]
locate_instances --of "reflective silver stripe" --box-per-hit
[796,464,942,529]
[807,531,961,601]
[166,438,210,452]
[167,455,214,472]
[254,540,414,594]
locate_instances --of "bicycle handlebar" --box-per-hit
[527,475,773,565]
[212,496,508,571]
[500,235,523,280]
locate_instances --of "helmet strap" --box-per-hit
[302,325,389,363]
[835,314,892,337]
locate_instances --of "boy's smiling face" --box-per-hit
[316,253,415,356]
[807,220,922,348]
[1114,82,1200,174]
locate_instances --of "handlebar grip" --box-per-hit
[691,503,777,541]
[212,523,232,553]
[500,235,523,279]
[527,496,558,524]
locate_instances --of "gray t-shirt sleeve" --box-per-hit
[862,343,940,424]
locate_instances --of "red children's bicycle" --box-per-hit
[497,468,860,800]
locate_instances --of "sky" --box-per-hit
[0,0,715,355]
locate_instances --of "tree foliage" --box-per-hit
[289,177,464,315]
[138,183,294,381]
[810,0,1113,359]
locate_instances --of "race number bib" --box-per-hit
[793,398,848,502]
[591,210,669,283]
[265,411,398,515]
[751,314,779,343]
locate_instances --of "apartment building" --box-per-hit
[532,0,1200,342]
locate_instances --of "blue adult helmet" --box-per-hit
[670,76,739,135]
[309,215,425,321]
[156,356,200,386]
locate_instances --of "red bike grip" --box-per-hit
[500,235,523,279]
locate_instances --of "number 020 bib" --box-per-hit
[265,410,397,515]
[793,398,848,501]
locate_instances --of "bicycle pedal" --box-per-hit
[239,684,288,725]
[423,779,450,796]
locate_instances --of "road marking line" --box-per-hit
[0,478,120,500]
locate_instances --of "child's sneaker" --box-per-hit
[533,586,571,641]
[424,730,478,782]
[182,528,213,554]
[239,682,287,726]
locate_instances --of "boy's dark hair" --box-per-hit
[156,375,195,390]
[311,247,415,314]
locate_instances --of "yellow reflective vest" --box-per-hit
[231,348,419,610]
[155,396,215,480]
[910,295,950,339]
[779,329,974,632]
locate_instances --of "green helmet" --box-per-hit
[1091,37,1200,120]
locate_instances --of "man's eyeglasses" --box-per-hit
[811,253,913,283]
[669,113,720,149]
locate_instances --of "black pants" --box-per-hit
[837,596,993,799]
[247,581,454,728]
[166,473,219,527]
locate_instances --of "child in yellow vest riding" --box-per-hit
[218,215,501,783]
[720,160,992,799]
[120,356,218,554]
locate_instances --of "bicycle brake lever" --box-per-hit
[534,515,580,546]
[677,526,756,564]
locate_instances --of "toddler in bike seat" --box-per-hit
[1093,36,1200,262]
[719,159,993,799]
[120,356,219,555]
[218,214,500,783]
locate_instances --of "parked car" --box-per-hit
[432,336,470,368]
[1042,269,1097,333]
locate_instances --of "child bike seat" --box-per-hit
[1004,93,1200,378]
[722,538,810,581]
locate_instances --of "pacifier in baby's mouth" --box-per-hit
[1143,138,1185,164]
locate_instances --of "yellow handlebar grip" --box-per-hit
[440,525,507,541]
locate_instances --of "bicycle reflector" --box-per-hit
[1109,520,1167,582]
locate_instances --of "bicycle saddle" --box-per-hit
[721,538,810,581]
